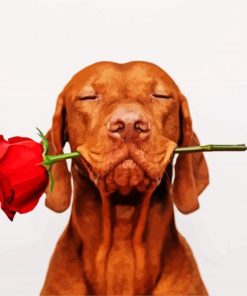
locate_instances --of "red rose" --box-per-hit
[0,135,48,221]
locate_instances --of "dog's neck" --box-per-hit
[70,162,178,295]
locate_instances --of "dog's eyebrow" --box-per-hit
[154,83,171,94]
[152,84,173,99]
[78,84,96,96]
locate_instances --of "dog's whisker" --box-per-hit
[163,166,172,194]
[156,176,161,185]
[94,174,99,185]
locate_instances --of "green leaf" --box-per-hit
[36,127,49,155]
[48,168,54,193]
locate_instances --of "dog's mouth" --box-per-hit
[77,140,177,197]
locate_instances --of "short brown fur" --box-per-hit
[41,61,209,295]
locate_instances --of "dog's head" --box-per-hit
[45,61,209,214]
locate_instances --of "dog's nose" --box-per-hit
[107,111,151,141]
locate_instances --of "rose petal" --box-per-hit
[0,135,9,160]
[8,136,35,144]
[0,171,16,221]
[9,166,48,213]
[0,144,43,174]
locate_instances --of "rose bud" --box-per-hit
[0,135,49,221]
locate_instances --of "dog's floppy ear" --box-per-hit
[172,95,209,214]
[45,93,72,212]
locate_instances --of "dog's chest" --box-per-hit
[106,239,134,295]
[106,205,135,294]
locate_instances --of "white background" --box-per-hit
[0,0,246,295]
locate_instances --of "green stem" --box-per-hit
[174,144,247,154]
[42,151,80,166]
[42,144,246,165]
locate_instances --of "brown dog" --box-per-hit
[40,61,209,295]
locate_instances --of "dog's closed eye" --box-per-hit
[152,94,172,100]
[76,95,98,101]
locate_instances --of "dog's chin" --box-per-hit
[104,158,152,195]
[105,159,152,206]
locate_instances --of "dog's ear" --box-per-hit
[172,95,209,214]
[45,93,72,212]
